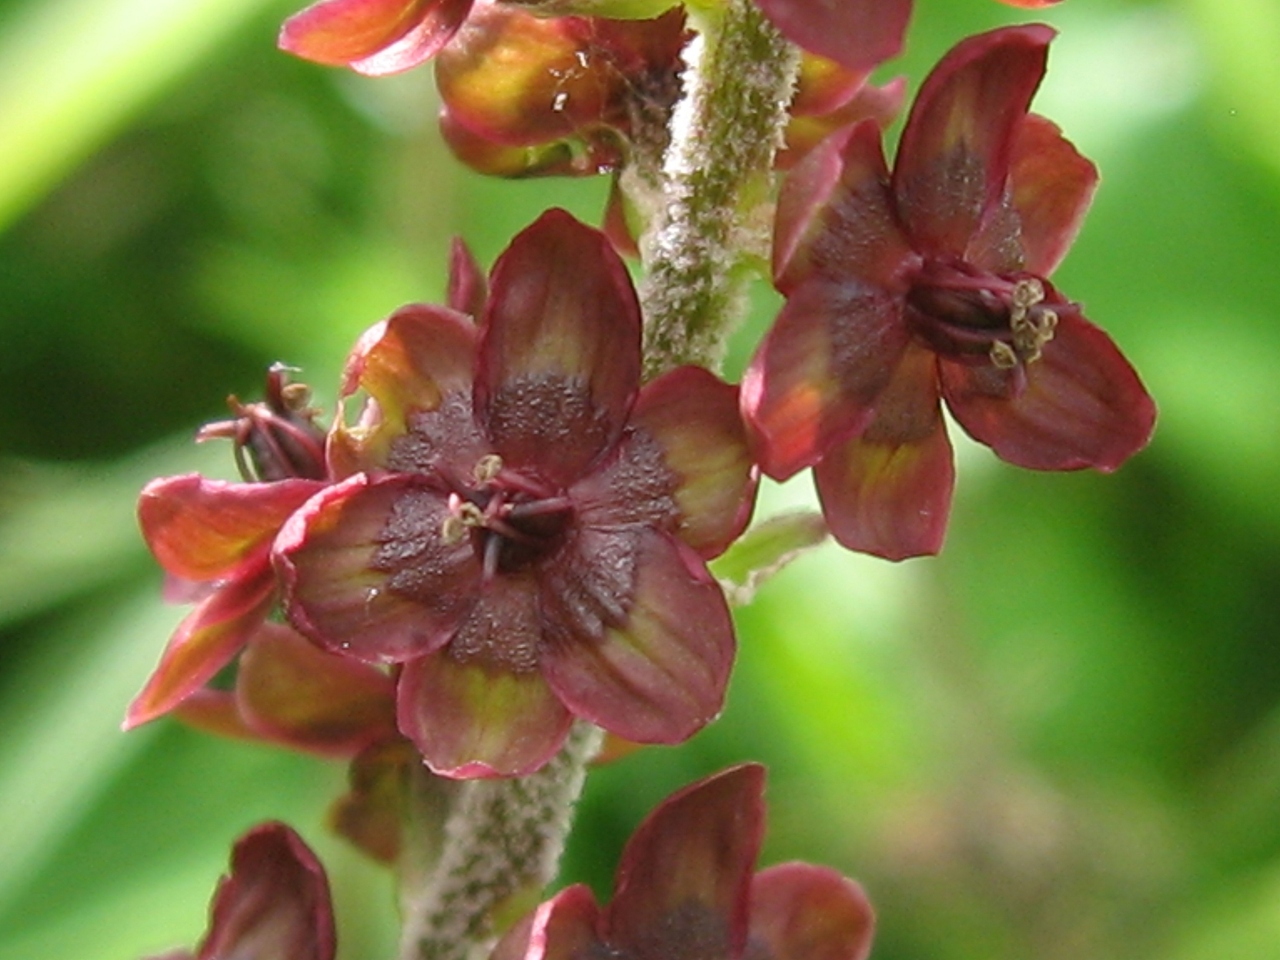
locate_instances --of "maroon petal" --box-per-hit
[398,644,574,778]
[492,886,602,960]
[747,864,874,960]
[754,0,909,73]
[605,765,765,960]
[1005,113,1098,275]
[941,311,1157,471]
[542,530,733,745]
[197,823,334,960]
[279,0,472,76]
[331,303,479,475]
[575,367,757,558]
[447,236,488,319]
[892,25,1055,258]
[235,623,397,757]
[476,210,642,486]
[814,347,955,560]
[774,121,914,294]
[124,571,276,730]
[742,280,910,480]
[139,475,322,582]
[275,474,479,663]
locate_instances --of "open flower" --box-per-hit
[126,368,329,728]
[492,764,874,960]
[742,24,1156,560]
[144,823,335,960]
[275,209,757,778]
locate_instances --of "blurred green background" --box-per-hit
[1,0,1278,957]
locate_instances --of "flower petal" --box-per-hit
[276,474,479,664]
[279,0,471,76]
[940,311,1157,471]
[747,864,875,960]
[1005,113,1098,275]
[892,25,1055,258]
[235,623,398,757]
[492,886,602,960]
[754,0,909,73]
[198,823,335,960]
[124,571,276,729]
[605,765,764,960]
[448,236,488,320]
[139,475,322,582]
[814,347,955,560]
[330,740,418,863]
[332,303,479,475]
[476,210,642,485]
[542,530,733,745]
[626,366,758,557]
[398,647,573,778]
[742,280,910,480]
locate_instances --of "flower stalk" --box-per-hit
[637,0,800,377]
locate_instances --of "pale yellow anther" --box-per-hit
[440,514,468,545]
[474,454,504,484]
[1011,278,1045,309]
[989,340,1018,369]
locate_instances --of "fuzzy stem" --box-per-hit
[397,722,605,960]
[637,0,800,378]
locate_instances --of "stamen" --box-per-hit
[474,454,504,484]
[1011,278,1045,309]
[989,340,1018,369]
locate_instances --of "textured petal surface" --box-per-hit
[493,886,601,960]
[747,864,875,960]
[199,823,335,960]
[941,311,1157,471]
[476,210,642,485]
[542,530,733,744]
[603,366,757,557]
[892,25,1054,258]
[1004,113,1098,275]
[743,280,910,480]
[236,623,397,757]
[398,648,573,778]
[333,303,478,472]
[754,0,909,72]
[279,0,470,75]
[139,475,322,582]
[606,765,764,960]
[276,474,479,663]
[124,571,276,729]
[814,347,955,560]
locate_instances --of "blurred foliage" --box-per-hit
[1,0,1278,958]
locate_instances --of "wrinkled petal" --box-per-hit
[139,475,322,582]
[1004,113,1098,275]
[754,0,909,73]
[774,120,914,293]
[124,571,276,729]
[606,764,764,960]
[539,526,640,646]
[743,281,910,480]
[236,623,397,757]
[448,236,488,319]
[542,530,732,745]
[279,0,471,76]
[814,347,955,560]
[476,209,642,485]
[398,645,573,778]
[624,366,757,557]
[198,823,335,960]
[892,25,1055,258]
[940,311,1157,471]
[493,886,602,960]
[747,864,874,960]
[276,474,479,664]
[332,303,479,474]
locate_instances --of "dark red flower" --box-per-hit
[742,25,1156,560]
[491,765,874,960]
[126,369,329,729]
[144,823,335,960]
[279,0,475,75]
[274,209,757,778]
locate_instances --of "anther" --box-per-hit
[989,340,1018,369]
[474,454,504,484]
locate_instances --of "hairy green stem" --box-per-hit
[397,723,605,960]
[637,0,800,377]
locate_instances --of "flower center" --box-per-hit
[439,454,574,579]
[905,260,1066,370]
